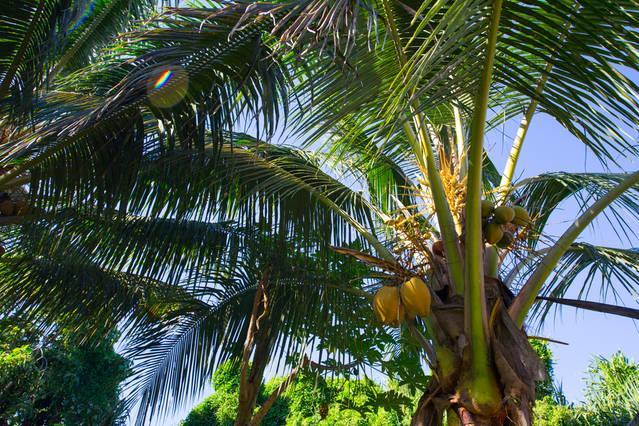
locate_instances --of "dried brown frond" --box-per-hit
[271,0,377,58]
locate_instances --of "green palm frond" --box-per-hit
[29,133,384,253]
[0,0,65,113]
[0,252,192,340]
[496,1,639,163]
[390,0,639,164]
[505,243,639,325]
[512,172,639,245]
[0,3,291,180]
[15,212,241,285]
[124,239,375,425]
[53,0,156,74]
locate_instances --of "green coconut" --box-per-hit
[493,205,515,224]
[481,200,494,217]
[512,205,531,226]
[484,223,504,245]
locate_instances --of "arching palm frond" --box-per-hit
[512,172,639,246]
[123,238,377,425]
[0,0,65,115]
[492,0,639,163]
[0,3,291,180]
[53,0,156,74]
[523,244,639,326]
[398,0,639,164]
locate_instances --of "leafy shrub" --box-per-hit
[0,316,130,425]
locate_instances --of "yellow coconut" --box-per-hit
[0,200,14,216]
[373,286,404,327]
[484,223,504,245]
[481,200,494,218]
[400,277,431,318]
[512,205,531,226]
[493,205,515,224]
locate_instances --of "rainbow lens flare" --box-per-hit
[153,70,173,90]
[147,66,189,109]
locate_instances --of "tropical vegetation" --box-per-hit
[181,348,639,425]
[0,316,129,425]
[1,0,639,424]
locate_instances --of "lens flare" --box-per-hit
[147,66,189,109]
[153,70,173,90]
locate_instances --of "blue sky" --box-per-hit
[485,112,639,402]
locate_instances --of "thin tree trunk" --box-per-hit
[248,357,309,426]
[235,266,272,426]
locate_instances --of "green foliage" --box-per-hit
[533,396,585,426]
[529,339,559,401]
[582,352,639,425]
[182,361,416,426]
[533,352,639,426]
[0,316,130,425]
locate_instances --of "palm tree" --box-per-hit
[2,0,639,425]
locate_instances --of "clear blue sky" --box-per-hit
[485,112,639,402]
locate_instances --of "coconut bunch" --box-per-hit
[481,200,531,248]
[0,192,28,217]
[373,277,431,327]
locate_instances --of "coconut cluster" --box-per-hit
[481,200,530,248]
[0,193,28,217]
[372,277,431,327]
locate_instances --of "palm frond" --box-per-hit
[506,243,639,325]
[0,0,65,115]
[513,172,639,245]
[494,0,639,163]
[53,0,155,74]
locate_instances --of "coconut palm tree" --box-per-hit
[2,0,639,425]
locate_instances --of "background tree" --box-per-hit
[0,316,130,425]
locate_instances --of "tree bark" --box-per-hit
[235,266,272,426]
[248,357,309,426]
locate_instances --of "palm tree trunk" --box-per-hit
[411,277,546,425]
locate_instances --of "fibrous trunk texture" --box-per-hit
[412,277,546,426]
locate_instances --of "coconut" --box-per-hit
[0,200,14,216]
[484,223,504,245]
[497,231,514,248]
[14,200,28,216]
[432,240,445,257]
[373,286,404,327]
[493,205,515,224]
[512,205,531,226]
[481,200,494,217]
[400,277,431,318]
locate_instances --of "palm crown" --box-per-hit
[1,0,639,424]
